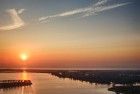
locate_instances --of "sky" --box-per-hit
[0,0,140,69]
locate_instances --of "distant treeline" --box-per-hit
[49,70,140,85]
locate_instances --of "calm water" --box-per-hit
[0,72,115,94]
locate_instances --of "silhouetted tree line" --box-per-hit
[49,70,140,85]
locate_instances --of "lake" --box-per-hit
[0,71,115,94]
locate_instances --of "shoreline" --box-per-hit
[0,68,140,73]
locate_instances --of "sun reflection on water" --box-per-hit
[22,71,28,80]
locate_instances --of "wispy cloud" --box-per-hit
[0,9,25,31]
[94,0,108,6]
[39,0,131,22]
[18,9,26,14]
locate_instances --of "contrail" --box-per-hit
[39,0,131,22]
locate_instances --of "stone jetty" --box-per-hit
[0,80,32,88]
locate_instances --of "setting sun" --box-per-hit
[20,53,28,61]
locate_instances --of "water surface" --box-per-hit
[0,72,115,94]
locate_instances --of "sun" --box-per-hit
[20,53,28,61]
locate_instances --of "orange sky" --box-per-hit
[0,0,140,68]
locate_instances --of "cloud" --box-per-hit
[39,0,131,22]
[94,0,108,6]
[0,9,25,31]
[18,9,26,14]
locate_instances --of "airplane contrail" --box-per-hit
[39,0,131,22]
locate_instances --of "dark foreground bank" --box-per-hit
[108,86,140,94]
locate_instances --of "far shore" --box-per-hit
[0,68,140,73]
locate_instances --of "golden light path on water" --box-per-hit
[21,71,34,94]
[22,71,28,80]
